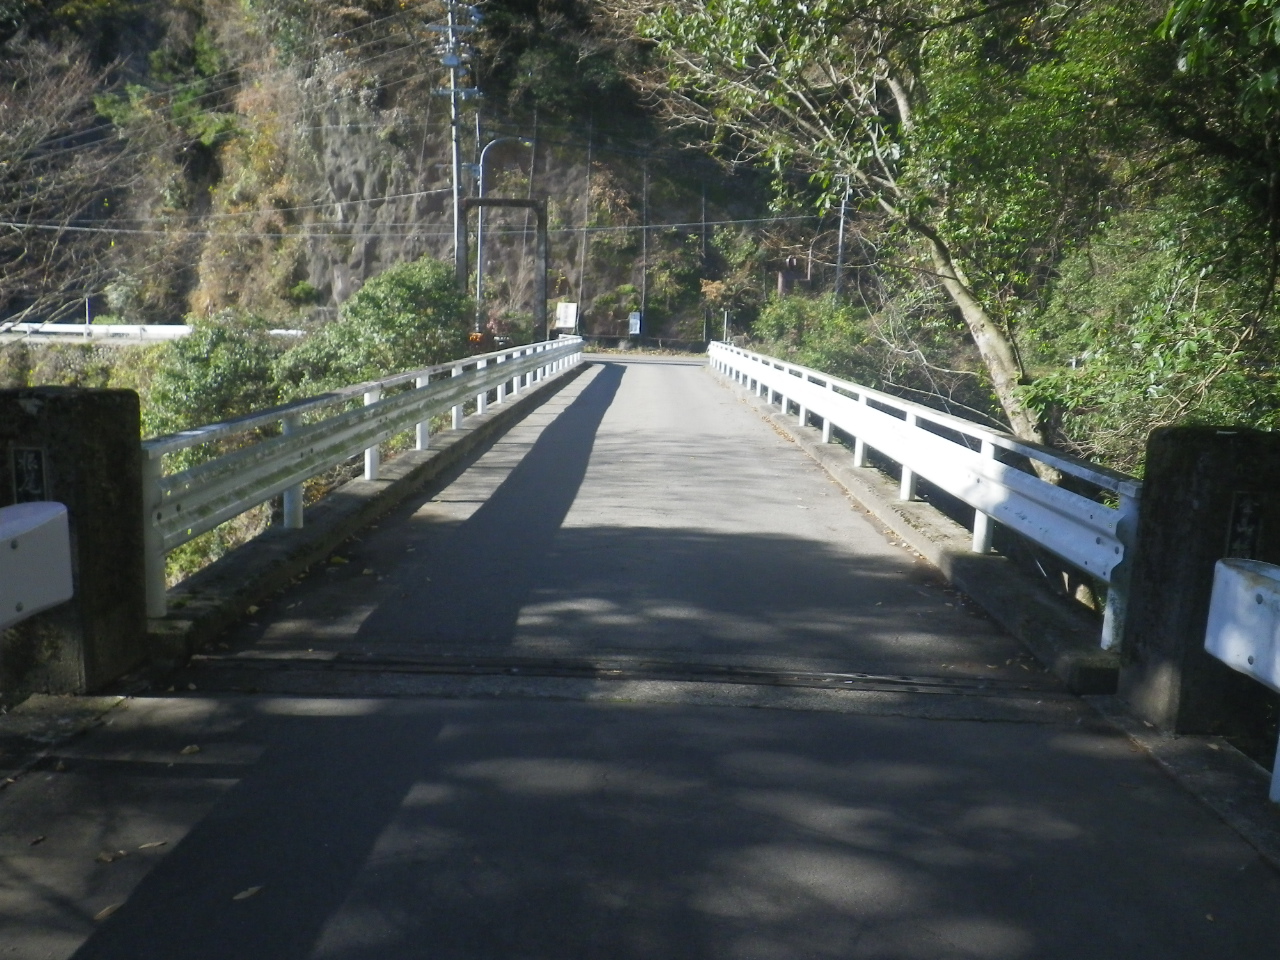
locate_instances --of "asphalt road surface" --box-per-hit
[2,357,1279,959]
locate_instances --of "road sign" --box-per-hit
[556,302,578,331]
[628,311,642,336]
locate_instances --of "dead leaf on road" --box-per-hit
[95,850,127,864]
[29,835,46,846]
[138,840,168,850]
[94,903,122,921]
[232,885,264,901]
[179,745,200,755]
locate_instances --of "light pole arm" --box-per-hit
[474,137,533,331]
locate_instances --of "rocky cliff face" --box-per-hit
[3,0,774,340]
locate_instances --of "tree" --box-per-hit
[275,255,471,392]
[612,0,1159,446]
[1159,0,1280,309]
[0,39,139,326]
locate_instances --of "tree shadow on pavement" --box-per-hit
[53,697,1280,960]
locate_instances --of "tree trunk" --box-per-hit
[915,222,1044,445]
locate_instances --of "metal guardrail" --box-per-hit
[141,337,584,616]
[709,341,1141,649]
[0,323,303,345]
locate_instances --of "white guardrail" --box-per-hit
[141,337,584,616]
[710,341,1142,649]
[0,323,303,345]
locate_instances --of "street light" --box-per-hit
[474,135,533,331]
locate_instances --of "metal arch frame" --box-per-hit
[460,196,548,342]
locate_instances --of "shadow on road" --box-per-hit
[49,697,1280,960]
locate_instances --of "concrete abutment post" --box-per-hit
[1120,427,1280,739]
[0,388,147,694]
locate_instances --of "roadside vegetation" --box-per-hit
[616,0,1280,474]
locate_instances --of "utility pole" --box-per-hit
[431,3,481,293]
[701,182,707,260]
[576,115,592,336]
[640,159,648,336]
[834,176,850,297]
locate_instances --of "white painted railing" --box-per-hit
[710,341,1141,649]
[0,323,303,345]
[142,337,584,616]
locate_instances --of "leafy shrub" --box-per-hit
[144,310,284,441]
[1023,197,1280,474]
[141,310,288,584]
[274,255,470,393]
[751,294,876,382]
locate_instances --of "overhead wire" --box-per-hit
[0,213,819,241]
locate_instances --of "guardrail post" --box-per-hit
[415,375,431,449]
[1099,488,1139,650]
[496,357,507,404]
[821,380,833,443]
[364,386,382,480]
[476,359,488,414]
[142,453,168,618]
[281,414,304,529]
[451,366,464,429]
[852,394,870,467]
[899,412,919,499]
[971,438,995,553]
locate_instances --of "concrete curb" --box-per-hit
[146,362,589,664]
[1087,694,1280,873]
[711,368,1120,694]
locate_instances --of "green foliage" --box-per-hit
[908,4,1156,313]
[287,280,321,305]
[479,1,631,114]
[51,0,140,28]
[143,311,285,441]
[1162,0,1280,122]
[274,256,470,392]
[97,32,240,150]
[751,295,876,382]
[1023,195,1280,472]
[141,310,289,582]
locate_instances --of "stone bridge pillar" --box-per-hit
[0,388,147,694]
[1120,427,1280,739]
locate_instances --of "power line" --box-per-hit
[0,213,820,241]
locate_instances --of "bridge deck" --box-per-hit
[202,356,1038,686]
[3,357,1280,959]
